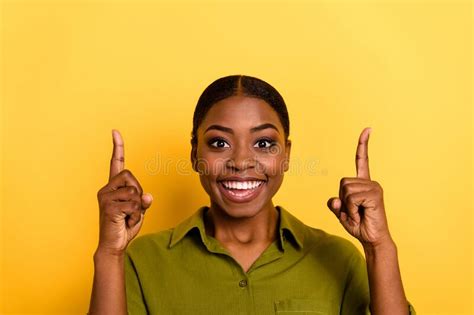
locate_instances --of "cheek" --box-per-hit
[256,152,287,177]
[195,153,227,178]
[197,156,220,198]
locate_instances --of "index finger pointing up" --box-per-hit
[109,129,125,181]
[356,127,371,180]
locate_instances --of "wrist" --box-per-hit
[94,247,125,262]
[363,235,397,257]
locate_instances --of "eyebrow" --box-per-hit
[204,123,280,134]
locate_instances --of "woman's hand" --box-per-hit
[96,129,153,256]
[327,128,392,248]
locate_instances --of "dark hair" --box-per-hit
[191,75,290,148]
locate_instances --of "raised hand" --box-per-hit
[96,129,153,255]
[327,128,392,247]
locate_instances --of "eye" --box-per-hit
[209,138,230,148]
[254,139,276,149]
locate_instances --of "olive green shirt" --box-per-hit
[125,206,416,314]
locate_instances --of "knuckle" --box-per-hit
[373,181,383,191]
[128,186,138,195]
[340,185,347,196]
[135,184,143,194]
[378,185,384,194]
[111,155,124,162]
[97,185,108,199]
[122,169,132,176]
[342,183,352,194]
[132,201,141,211]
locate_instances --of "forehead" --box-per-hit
[200,95,283,131]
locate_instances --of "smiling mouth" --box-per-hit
[217,180,266,202]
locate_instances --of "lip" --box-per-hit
[217,179,266,203]
[218,176,267,182]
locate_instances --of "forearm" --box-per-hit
[88,249,127,315]
[363,238,408,315]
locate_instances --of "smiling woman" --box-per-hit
[88,75,416,315]
[194,96,290,222]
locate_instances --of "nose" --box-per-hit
[226,143,257,171]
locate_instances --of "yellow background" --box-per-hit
[1,0,472,314]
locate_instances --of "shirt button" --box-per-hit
[238,279,248,287]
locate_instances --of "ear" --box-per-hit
[191,142,198,172]
[283,139,291,172]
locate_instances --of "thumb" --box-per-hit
[327,197,342,219]
[141,193,153,211]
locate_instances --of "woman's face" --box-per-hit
[193,95,291,219]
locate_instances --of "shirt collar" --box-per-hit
[169,205,305,250]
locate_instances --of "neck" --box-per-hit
[204,202,279,247]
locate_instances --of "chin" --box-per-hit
[215,201,266,219]
[210,186,273,220]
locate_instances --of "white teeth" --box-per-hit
[221,180,264,190]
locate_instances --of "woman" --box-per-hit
[88,75,416,314]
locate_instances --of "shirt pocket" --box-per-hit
[274,298,328,315]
